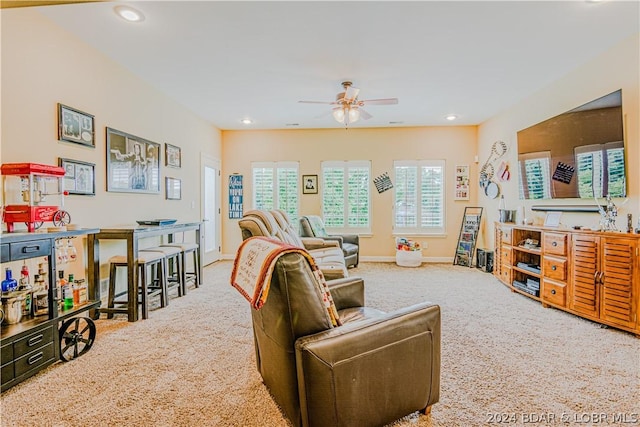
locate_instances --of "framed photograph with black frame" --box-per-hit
[165,143,182,168]
[165,177,182,200]
[302,174,318,194]
[58,103,95,147]
[58,158,95,196]
[106,127,160,194]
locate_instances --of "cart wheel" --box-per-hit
[59,317,96,362]
[52,210,71,226]
[27,222,44,229]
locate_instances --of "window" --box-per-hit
[575,142,625,198]
[518,152,552,200]
[393,160,445,234]
[252,162,299,225]
[321,161,370,234]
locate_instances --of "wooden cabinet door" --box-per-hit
[600,237,637,329]
[570,235,600,318]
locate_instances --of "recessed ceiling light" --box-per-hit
[445,114,458,121]
[241,118,253,125]
[114,6,145,23]
[286,123,299,126]
[389,121,404,124]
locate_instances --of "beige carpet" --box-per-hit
[1,262,638,427]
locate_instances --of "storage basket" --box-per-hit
[395,249,422,267]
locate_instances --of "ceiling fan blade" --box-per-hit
[359,98,399,105]
[298,100,336,105]
[314,110,334,119]
[359,108,372,120]
[344,86,360,102]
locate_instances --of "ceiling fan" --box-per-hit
[299,81,398,127]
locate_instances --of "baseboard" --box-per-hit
[360,256,454,263]
[222,253,454,263]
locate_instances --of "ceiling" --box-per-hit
[20,1,640,130]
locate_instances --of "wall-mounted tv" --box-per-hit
[517,90,626,200]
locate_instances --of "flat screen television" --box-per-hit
[516,90,626,200]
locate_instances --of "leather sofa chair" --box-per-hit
[249,250,441,427]
[299,215,359,268]
[238,209,348,280]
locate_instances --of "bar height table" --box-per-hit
[87,222,203,322]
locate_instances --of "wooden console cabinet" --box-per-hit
[494,223,639,336]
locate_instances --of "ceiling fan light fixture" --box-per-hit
[114,6,145,23]
[348,107,360,123]
[332,108,345,123]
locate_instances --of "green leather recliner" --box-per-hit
[249,251,441,427]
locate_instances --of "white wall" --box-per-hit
[477,34,640,249]
[1,8,222,229]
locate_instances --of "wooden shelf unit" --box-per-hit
[494,223,640,336]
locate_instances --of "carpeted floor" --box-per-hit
[1,261,638,427]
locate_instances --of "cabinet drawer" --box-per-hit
[1,342,13,364]
[542,280,566,307]
[543,232,567,256]
[14,342,55,378]
[500,227,513,245]
[499,266,512,284]
[0,243,9,263]
[500,247,512,265]
[10,239,52,261]
[13,325,55,358]
[543,256,567,281]
[1,361,14,384]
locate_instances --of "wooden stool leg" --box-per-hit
[140,263,149,320]
[193,248,200,287]
[179,252,187,295]
[160,258,169,307]
[107,263,117,319]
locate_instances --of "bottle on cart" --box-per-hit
[2,268,18,293]
[57,270,66,311]
[20,263,30,286]
[63,273,74,310]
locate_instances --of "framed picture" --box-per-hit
[454,165,470,200]
[58,158,95,196]
[544,211,562,227]
[302,174,318,194]
[58,103,95,147]
[106,127,160,194]
[165,143,182,168]
[165,177,182,200]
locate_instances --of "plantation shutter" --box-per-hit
[394,160,445,234]
[321,161,371,233]
[252,162,299,223]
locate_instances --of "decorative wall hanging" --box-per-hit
[58,158,95,196]
[373,172,393,194]
[302,175,318,194]
[165,143,182,168]
[479,140,508,199]
[454,165,470,200]
[165,177,182,200]
[106,127,160,194]
[229,174,243,219]
[58,103,95,148]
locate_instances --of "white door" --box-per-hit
[201,154,221,265]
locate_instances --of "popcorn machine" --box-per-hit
[1,162,71,232]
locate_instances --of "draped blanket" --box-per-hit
[230,236,341,326]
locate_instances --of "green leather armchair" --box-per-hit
[299,215,359,268]
[249,251,441,427]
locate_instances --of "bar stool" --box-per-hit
[104,251,166,320]
[140,246,184,298]
[160,242,200,291]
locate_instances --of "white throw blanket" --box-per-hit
[230,236,341,326]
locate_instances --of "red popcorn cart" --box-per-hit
[1,163,71,232]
